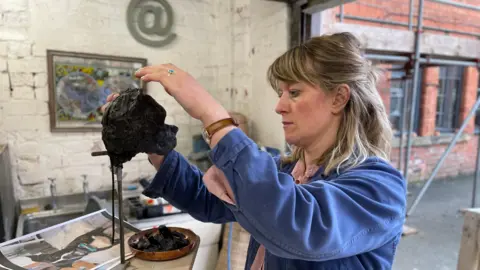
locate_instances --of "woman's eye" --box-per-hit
[289,90,300,97]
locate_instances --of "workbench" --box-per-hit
[457,208,480,270]
[0,210,201,270]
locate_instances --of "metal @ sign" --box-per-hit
[126,0,176,48]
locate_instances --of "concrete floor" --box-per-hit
[393,175,479,270]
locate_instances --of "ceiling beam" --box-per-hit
[264,0,356,13]
[303,0,356,14]
[263,0,306,4]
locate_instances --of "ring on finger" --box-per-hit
[167,69,175,76]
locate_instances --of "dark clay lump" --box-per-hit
[130,225,189,252]
[101,88,179,167]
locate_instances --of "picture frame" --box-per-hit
[47,50,148,132]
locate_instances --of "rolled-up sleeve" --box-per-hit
[143,150,235,223]
[209,128,407,261]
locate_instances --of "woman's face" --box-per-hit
[275,81,338,148]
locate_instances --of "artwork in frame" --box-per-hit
[47,50,148,132]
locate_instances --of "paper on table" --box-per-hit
[0,209,139,270]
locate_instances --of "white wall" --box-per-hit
[0,0,289,200]
[250,1,289,150]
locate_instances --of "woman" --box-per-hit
[103,32,406,269]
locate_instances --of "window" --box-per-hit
[389,68,422,136]
[389,72,405,132]
[436,66,464,133]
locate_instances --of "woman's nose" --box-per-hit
[275,95,289,115]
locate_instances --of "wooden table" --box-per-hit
[457,208,480,270]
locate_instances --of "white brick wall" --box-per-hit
[0,0,289,200]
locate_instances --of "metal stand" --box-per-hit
[91,151,126,266]
[115,165,126,265]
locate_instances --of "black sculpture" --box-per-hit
[101,88,179,167]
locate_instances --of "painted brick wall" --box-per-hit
[0,0,289,200]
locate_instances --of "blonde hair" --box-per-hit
[267,32,392,175]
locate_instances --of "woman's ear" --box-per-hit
[331,84,350,114]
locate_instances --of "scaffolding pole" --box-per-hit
[408,0,414,31]
[398,77,411,174]
[398,83,406,171]
[429,0,480,12]
[365,54,409,63]
[364,53,479,67]
[407,95,480,216]
[339,0,344,22]
[337,14,480,39]
[421,58,480,67]
[404,0,425,184]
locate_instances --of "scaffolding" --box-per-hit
[282,0,480,217]
[336,0,480,216]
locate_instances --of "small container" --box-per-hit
[139,194,159,206]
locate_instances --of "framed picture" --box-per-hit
[47,50,148,132]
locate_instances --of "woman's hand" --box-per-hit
[203,165,236,205]
[135,63,230,126]
[99,92,119,114]
[147,153,165,171]
[100,93,165,170]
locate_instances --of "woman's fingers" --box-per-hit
[100,102,110,113]
[106,93,119,102]
[134,67,151,78]
[139,72,166,83]
[101,93,119,113]
[135,64,171,78]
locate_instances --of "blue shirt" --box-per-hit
[144,128,407,270]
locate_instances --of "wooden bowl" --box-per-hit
[127,227,198,261]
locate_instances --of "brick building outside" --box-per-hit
[317,0,480,182]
